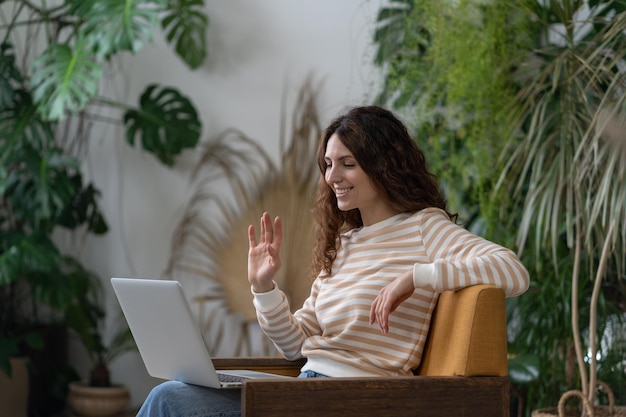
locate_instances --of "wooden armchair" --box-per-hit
[213,284,509,417]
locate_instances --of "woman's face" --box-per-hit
[324,134,397,226]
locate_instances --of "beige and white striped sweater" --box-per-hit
[253,207,529,377]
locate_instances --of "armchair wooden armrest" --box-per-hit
[213,358,509,417]
[214,284,510,417]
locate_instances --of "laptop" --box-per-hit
[111,277,292,388]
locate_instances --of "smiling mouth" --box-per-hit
[335,187,352,197]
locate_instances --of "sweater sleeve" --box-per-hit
[253,280,322,360]
[412,208,529,297]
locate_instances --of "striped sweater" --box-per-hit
[253,207,529,377]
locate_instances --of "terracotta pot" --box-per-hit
[0,357,29,417]
[67,381,130,417]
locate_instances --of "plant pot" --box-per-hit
[0,357,29,417]
[67,381,130,417]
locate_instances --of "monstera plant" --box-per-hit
[0,0,207,414]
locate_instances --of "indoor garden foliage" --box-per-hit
[0,0,207,414]
[373,0,626,415]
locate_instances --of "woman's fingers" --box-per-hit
[259,213,267,243]
[248,225,257,248]
[261,212,274,245]
[272,216,282,250]
[370,271,415,334]
[249,212,282,255]
[370,295,391,334]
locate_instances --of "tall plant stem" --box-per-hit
[572,192,588,396]
[588,220,615,404]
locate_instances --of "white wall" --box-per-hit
[72,0,383,409]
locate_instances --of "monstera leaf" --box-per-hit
[57,177,109,235]
[31,37,102,121]
[0,43,22,111]
[0,89,55,161]
[68,0,166,58]
[0,233,61,286]
[124,84,201,166]
[1,145,81,231]
[162,0,209,69]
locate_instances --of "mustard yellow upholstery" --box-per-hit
[213,284,511,417]
[416,284,507,377]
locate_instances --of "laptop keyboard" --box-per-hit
[218,373,245,384]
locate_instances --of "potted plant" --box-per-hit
[0,147,110,415]
[0,0,208,414]
[65,273,138,417]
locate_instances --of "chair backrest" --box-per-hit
[416,284,507,377]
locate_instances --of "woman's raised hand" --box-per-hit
[248,212,282,293]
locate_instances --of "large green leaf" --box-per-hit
[508,354,540,384]
[70,0,166,57]
[0,89,55,161]
[1,145,81,231]
[373,0,416,66]
[161,0,208,69]
[30,38,102,121]
[29,255,99,312]
[57,177,109,234]
[124,84,201,166]
[0,233,61,286]
[0,43,22,111]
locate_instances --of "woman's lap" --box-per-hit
[136,371,328,416]
[136,380,241,417]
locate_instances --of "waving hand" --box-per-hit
[248,212,282,293]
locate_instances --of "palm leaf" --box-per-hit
[31,37,102,121]
[162,0,208,69]
[373,0,415,66]
[497,5,626,261]
[165,79,321,356]
[123,84,201,166]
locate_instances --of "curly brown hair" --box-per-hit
[311,106,456,278]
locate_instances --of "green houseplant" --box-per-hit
[493,0,626,414]
[372,0,626,414]
[0,0,208,413]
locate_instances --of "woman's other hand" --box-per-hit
[369,270,415,334]
[248,212,282,293]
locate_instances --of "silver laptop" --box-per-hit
[111,277,291,388]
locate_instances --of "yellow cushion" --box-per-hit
[416,285,507,377]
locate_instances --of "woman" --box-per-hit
[137,105,529,416]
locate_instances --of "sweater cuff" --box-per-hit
[413,263,437,292]
[251,281,283,311]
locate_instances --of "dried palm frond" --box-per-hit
[165,78,322,355]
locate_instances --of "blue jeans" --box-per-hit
[136,371,328,417]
